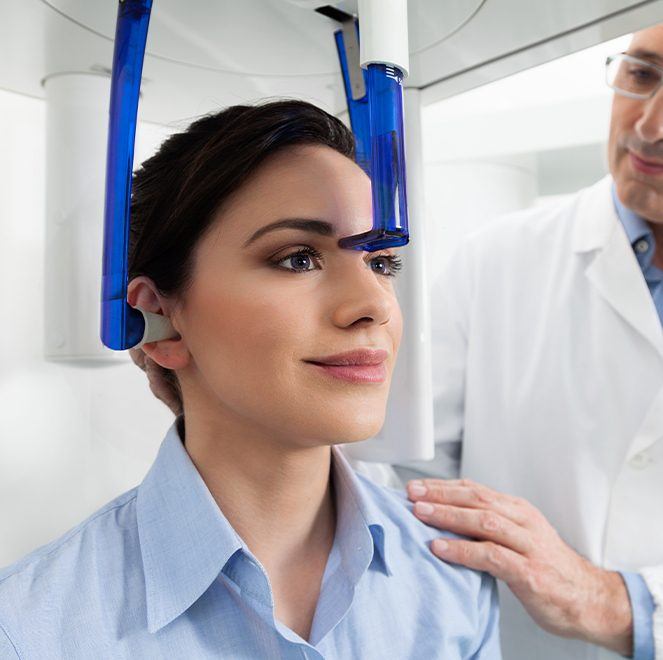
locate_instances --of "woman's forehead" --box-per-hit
[247,144,369,199]
[211,146,372,244]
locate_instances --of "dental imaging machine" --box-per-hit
[5,0,662,463]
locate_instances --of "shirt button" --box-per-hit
[628,451,653,469]
[634,239,650,254]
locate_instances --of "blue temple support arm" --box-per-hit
[101,0,175,351]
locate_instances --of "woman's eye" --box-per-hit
[273,248,403,277]
[371,255,403,277]
[274,248,322,272]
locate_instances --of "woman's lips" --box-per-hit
[629,151,663,176]
[306,361,387,383]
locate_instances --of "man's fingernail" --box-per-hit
[414,501,434,515]
[409,484,427,497]
[433,539,449,553]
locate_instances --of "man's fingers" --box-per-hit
[144,359,183,415]
[414,502,532,554]
[407,479,530,526]
[430,538,527,584]
[128,347,147,371]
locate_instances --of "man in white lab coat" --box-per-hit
[399,24,663,660]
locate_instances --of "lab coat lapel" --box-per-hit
[577,178,663,357]
[585,228,663,356]
[625,387,663,460]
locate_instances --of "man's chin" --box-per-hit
[615,170,663,223]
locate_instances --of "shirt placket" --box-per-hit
[224,550,327,659]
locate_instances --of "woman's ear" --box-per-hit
[126,276,189,371]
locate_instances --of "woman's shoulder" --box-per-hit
[354,473,493,595]
[0,487,147,658]
[0,486,142,617]
[352,475,501,655]
[354,471,457,543]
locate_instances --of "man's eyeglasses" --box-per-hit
[605,52,663,100]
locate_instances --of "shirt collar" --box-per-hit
[611,182,653,246]
[136,418,392,633]
[331,444,394,579]
[136,416,244,633]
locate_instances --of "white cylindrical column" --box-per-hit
[358,0,409,75]
[391,155,538,478]
[343,87,435,464]
[44,73,120,364]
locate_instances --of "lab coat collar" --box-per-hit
[573,175,663,356]
[571,175,617,254]
[136,417,391,634]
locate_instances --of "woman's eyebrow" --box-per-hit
[243,218,334,247]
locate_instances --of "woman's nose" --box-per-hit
[329,263,395,329]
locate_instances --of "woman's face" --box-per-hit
[140,144,403,449]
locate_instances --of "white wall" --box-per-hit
[421,34,629,277]
[0,88,176,566]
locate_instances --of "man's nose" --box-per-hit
[634,87,663,143]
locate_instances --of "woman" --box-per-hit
[0,101,500,659]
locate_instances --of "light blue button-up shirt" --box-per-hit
[612,184,658,660]
[0,417,500,659]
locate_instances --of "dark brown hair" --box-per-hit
[128,100,356,414]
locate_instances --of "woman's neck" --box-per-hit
[179,412,336,575]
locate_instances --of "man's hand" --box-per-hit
[407,478,633,656]
[129,347,183,416]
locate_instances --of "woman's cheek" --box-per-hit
[216,293,308,367]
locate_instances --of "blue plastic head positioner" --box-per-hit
[101,1,409,350]
[334,20,409,252]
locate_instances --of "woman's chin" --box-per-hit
[326,416,385,444]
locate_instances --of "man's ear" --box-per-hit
[126,276,189,370]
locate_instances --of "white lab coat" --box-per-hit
[409,175,663,660]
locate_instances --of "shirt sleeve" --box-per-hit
[620,571,655,660]
[0,621,20,659]
[470,572,502,659]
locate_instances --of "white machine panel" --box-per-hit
[2,0,662,123]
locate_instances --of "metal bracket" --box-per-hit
[340,19,366,100]
[316,5,365,100]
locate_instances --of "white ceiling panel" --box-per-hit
[0,0,661,124]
